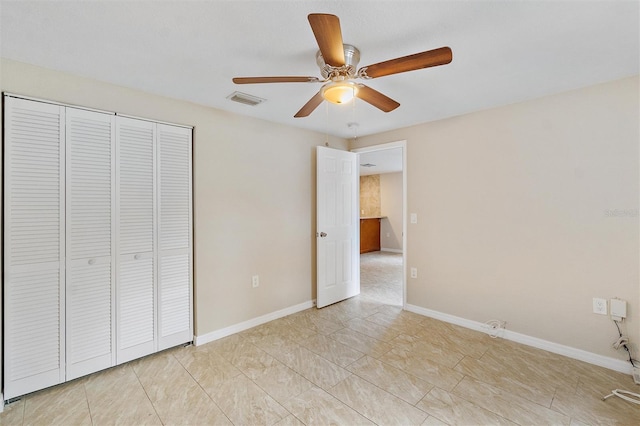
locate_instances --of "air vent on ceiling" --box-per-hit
[227,91,266,106]
[360,163,376,167]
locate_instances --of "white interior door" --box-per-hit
[316,146,359,308]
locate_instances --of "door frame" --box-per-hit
[351,140,407,307]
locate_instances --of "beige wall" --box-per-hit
[350,76,640,361]
[0,58,348,339]
[380,172,403,252]
[359,175,381,217]
[1,58,638,367]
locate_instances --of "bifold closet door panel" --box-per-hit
[65,108,116,379]
[116,117,157,363]
[3,97,66,399]
[157,124,193,349]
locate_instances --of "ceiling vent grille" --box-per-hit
[227,91,266,106]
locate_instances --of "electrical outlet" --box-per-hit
[410,213,417,224]
[592,297,607,315]
[252,275,259,288]
[410,267,417,279]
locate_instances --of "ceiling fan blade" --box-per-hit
[308,13,345,67]
[360,47,452,79]
[233,76,320,84]
[355,85,400,112]
[294,91,324,118]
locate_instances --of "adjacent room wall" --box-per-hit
[359,175,381,217]
[0,58,348,340]
[380,172,403,252]
[350,76,640,362]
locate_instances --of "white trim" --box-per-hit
[194,300,315,346]
[351,140,408,308]
[351,140,407,153]
[116,113,193,129]
[4,92,115,115]
[380,248,403,254]
[3,93,192,129]
[405,304,633,375]
[0,394,3,412]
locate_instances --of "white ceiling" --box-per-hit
[358,148,403,176]
[1,1,638,139]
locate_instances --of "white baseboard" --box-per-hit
[380,248,403,253]
[0,393,3,412]
[405,304,633,375]
[194,300,315,346]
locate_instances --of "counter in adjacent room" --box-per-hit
[360,216,386,253]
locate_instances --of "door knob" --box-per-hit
[320,232,327,238]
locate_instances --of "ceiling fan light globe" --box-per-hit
[322,82,358,104]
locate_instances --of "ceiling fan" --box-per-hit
[232,13,453,118]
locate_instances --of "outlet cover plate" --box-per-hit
[593,297,607,315]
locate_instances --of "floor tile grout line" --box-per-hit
[313,383,379,425]
[438,379,518,425]
[238,370,293,425]
[453,354,564,408]
[347,354,439,403]
[81,381,95,426]
[336,368,432,416]
[171,350,235,425]
[295,332,367,368]
[130,359,166,425]
[210,336,319,423]
[450,375,572,424]
[326,373,429,425]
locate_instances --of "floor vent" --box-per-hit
[227,91,266,106]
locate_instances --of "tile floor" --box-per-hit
[359,251,402,306]
[1,252,638,425]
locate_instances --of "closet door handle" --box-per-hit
[88,259,96,265]
[134,254,141,260]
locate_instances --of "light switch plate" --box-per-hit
[410,213,417,224]
[410,267,417,278]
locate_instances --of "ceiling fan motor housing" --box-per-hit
[316,44,361,80]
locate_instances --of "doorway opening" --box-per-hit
[352,141,407,307]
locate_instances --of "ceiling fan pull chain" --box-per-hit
[324,100,329,147]
[352,97,358,142]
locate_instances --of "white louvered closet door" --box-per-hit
[65,108,116,379]
[3,97,66,399]
[116,117,157,363]
[157,124,193,350]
